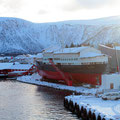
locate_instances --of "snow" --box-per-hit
[66,95,120,120]
[45,16,120,25]
[17,73,99,95]
[0,63,13,70]
[30,53,43,58]
[54,46,88,54]
[0,57,5,60]
[43,45,61,53]
[2,16,120,54]
[9,71,26,74]
[99,44,114,50]
[0,63,33,70]
[80,52,104,58]
[10,64,33,70]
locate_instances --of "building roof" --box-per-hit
[0,63,33,70]
[0,63,13,70]
[10,64,33,70]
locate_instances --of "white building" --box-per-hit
[101,74,120,91]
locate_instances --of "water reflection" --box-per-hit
[0,80,78,120]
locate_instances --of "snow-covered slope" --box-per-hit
[0,17,44,54]
[1,16,120,54]
[36,16,120,48]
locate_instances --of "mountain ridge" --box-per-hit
[0,16,120,54]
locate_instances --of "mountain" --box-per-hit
[0,17,44,55]
[1,16,120,54]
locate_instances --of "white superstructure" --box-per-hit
[42,46,108,65]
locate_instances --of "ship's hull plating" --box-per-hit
[36,61,107,85]
[38,69,101,85]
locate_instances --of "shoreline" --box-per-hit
[17,73,120,120]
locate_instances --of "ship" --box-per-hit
[36,46,109,86]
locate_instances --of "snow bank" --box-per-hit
[17,73,99,95]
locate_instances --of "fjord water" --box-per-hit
[0,80,78,120]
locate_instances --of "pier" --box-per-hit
[64,95,120,120]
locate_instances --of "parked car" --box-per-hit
[102,92,120,100]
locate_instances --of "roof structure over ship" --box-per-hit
[54,46,89,54]
[80,52,105,58]
[99,44,120,50]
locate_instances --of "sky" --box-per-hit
[1,0,120,23]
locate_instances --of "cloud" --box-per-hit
[0,0,119,22]
[77,0,115,8]
[38,10,47,15]
[0,0,25,13]
[62,0,120,11]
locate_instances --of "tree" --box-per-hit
[77,44,81,47]
[70,42,74,48]
[65,44,68,48]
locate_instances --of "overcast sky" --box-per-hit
[0,0,120,23]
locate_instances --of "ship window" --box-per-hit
[74,58,78,60]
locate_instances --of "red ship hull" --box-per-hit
[38,69,101,86]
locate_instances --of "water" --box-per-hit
[0,80,78,120]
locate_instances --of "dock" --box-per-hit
[64,95,120,120]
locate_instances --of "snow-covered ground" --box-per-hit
[17,73,100,95]
[66,95,120,120]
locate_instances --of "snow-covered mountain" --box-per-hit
[1,16,120,54]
